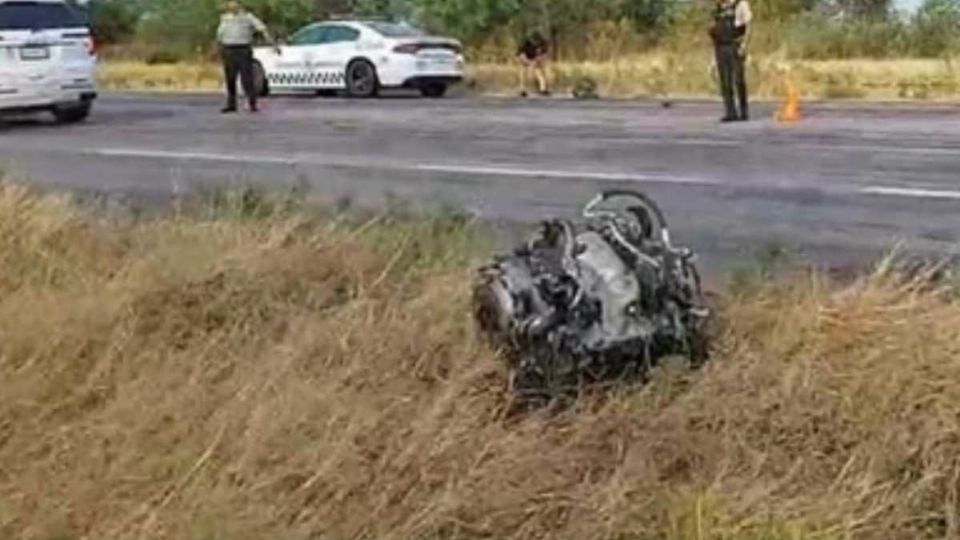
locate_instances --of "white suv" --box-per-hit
[0,0,97,123]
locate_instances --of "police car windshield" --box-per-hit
[365,21,424,37]
[0,1,86,30]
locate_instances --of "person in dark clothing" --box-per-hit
[709,0,752,122]
[517,32,549,97]
[215,1,277,113]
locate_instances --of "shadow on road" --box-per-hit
[0,115,52,131]
[0,107,179,133]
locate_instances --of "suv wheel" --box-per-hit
[52,103,91,124]
[420,82,448,98]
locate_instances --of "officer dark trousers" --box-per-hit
[715,43,747,120]
[221,44,256,111]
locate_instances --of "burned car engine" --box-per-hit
[472,190,712,407]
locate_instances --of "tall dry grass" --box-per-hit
[2,182,960,540]
[96,55,960,100]
[471,54,960,100]
[98,60,223,93]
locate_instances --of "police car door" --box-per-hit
[316,24,360,89]
[274,23,326,89]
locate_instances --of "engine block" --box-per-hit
[472,190,712,408]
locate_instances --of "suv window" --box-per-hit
[0,1,86,30]
[322,25,359,43]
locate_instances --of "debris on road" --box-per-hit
[571,76,599,99]
[472,190,712,409]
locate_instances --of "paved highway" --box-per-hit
[2,92,960,275]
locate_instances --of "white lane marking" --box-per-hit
[86,147,720,187]
[86,147,960,202]
[614,136,741,148]
[614,137,960,156]
[414,164,719,185]
[797,143,960,157]
[89,148,297,165]
[859,186,960,200]
[571,138,960,155]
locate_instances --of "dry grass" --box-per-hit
[472,54,960,100]
[97,60,223,92]
[2,181,960,540]
[96,54,960,100]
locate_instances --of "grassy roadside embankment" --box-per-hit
[97,54,960,101]
[2,179,960,540]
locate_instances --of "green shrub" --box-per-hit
[781,14,912,59]
[911,0,960,56]
[96,0,960,61]
[88,0,140,44]
[144,49,183,65]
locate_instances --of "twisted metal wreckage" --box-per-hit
[472,190,713,408]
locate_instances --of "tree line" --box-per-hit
[84,0,960,60]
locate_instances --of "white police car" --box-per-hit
[253,19,464,99]
[0,0,97,123]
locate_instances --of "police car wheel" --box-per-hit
[346,60,379,98]
[253,61,270,97]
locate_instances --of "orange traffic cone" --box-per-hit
[776,80,801,122]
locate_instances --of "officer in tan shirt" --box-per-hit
[215,1,276,113]
[709,0,752,122]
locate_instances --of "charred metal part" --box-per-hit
[472,190,712,408]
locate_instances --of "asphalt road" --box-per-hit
[2,92,960,277]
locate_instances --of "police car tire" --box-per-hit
[52,103,91,124]
[253,61,270,97]
[346,59,379,98]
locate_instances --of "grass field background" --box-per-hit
[97,54,960,101]
[2,180,960,539]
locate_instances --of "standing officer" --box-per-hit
[709,0,752,122]
[215,1,277,114]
